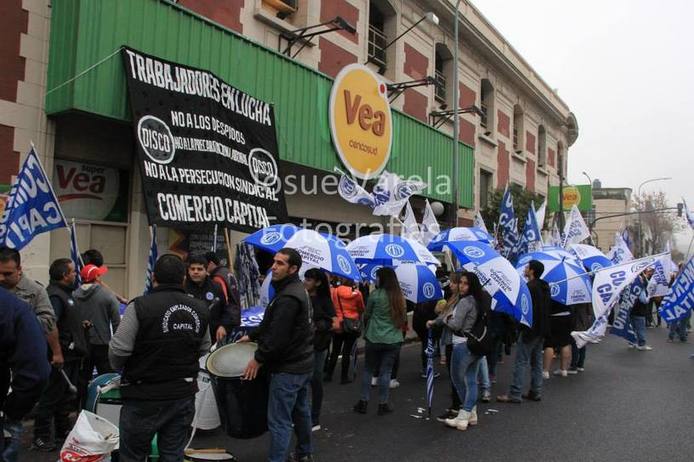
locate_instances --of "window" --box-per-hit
[434,44,454,107]
[368,5,387,72]
[513,104,524,152]
[479,170,493,209]
[480,79,494,133]
[538,125,547,167]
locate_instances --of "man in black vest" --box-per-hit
[109,254,210,462]
[32,258,86,451]
[239,248,314,462]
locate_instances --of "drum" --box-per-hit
[85,373,122,428]
[194,354,221,430]
[207,343,269,439]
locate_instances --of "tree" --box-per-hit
[631,190,681,256]
[481,184,546,233]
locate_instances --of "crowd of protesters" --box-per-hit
[1,244,690,461]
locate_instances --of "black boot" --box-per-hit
[353,400,368,414]
[377,403,394,415]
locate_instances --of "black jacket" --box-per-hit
[524,278,551,341]
[249,274,314,374]
[121,285,209,400]
[209,266,241,327]
[630,276,650,317]
[47,281,88,360]
[184,276,231,337]
[0,287,50,421]
[312,294,336,351]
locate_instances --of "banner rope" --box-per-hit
[45,46,124,96]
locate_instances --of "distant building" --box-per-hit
[591,184,633,253]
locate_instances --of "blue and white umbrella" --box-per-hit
[569,244,613,273]
[428,226,492,251]
[516,251,592,305]
[447,241,533,327]
[244,224,360,281]
[358,262,442,303]
[347,234,439,266]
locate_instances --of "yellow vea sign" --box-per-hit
[329,64,392,179]
[562,186,582,208]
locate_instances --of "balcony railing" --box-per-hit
[368,24,387,69]
[434,69,446,103]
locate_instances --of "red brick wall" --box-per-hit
[497,141,510,188]
[548,147,556,167]
[404,43,428,80]
[178,0,243,33]
[526,158,536,192]
[318,38,357,78]
[460,119,476,147]
[526,131,536,154]
[0,0,26,102]
[320,0,359,44]
[459,83,476,108]
[0,125,19,185]
[497,110,510,138]
[403,89,427,123]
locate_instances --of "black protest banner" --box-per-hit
[121,47,287,233]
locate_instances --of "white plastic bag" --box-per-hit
[60,410,119,462]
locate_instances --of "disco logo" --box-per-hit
[137,115,175,164]
[462,246,485,259]
[423,282,436,299]
[248,148,279,189]
[550,283,561,298]
[385,244,405,258]
[260,231,282,246]
[337,255,352,275]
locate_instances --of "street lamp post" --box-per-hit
[636,176,672,256]
[451,0,462,228]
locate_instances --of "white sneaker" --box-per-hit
[542,371,550,380]
[389,379,400,389]
[468,406,478,426]
[577,367,585,372]
[567,369,578,375]
[552,369,568,377]
[637,345,653,351]
[371,377,378,387]
[312,424,321,432]
[628,343,636,349]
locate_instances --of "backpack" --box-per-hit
[466,296,495,357]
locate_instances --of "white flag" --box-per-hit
[562,205,590,248]
[337,173,375,207]
[591,253,666,320]
[474,212,489,234]
[607,232,634,264]
[535,200,547,231]
[372,171,427,216]
[683,198,694,229]
[400,200,420,241]
[647,256,672,299]
[419,199,440,246]
[549,221,562,247]
[571,313,609,349]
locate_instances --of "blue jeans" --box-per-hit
[360,341,401,404]
[477,356,491,391]
[509,333,544,400]
[311,349,328,424]
[668,318,689,341]
[630,315,647,346]
[450,342,481,412]
[119,396,194,462]
[268,372,313,462]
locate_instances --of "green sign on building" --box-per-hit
[548,184,592,212]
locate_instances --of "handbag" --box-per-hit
[336,291,362,335]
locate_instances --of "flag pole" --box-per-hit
[223,227,234,268]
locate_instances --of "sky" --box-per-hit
[473,0,694,253]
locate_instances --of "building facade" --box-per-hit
[591,186,633,253]
[0,0,577,297]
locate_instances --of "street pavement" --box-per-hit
[21,325,694,461]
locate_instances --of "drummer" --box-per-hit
[109,254,210,462]
[239,248,314,462]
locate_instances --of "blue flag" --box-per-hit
[522,201,542,252]
[425,328,435,415]
[659,257,694,323]
[144,225,158,294]
[0,147,67,250]
[69,221,83,286]
[499,186,516,231]
[610,281,638,344]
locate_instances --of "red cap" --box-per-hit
[81,264,108,283]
